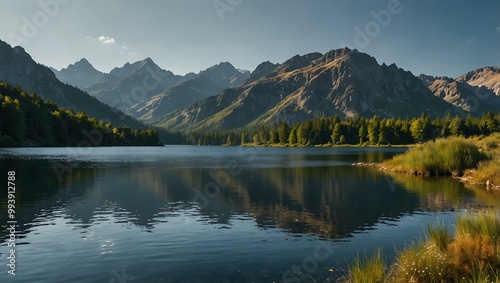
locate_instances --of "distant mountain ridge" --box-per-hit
[129,61,250,120]
[84,57,190,107]
[419,70,500,113]
[457,67,500,96]
[51,58,105,89]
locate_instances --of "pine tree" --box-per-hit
[367,116,379,145]
[289,128,297,145]
[358,124,367,145]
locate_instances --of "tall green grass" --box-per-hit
[341,211,500,283]
[426,225,452,251]
[383,137,489,175]
[466,133,500,186]
[455,211,500,242]
[345,249,385,283]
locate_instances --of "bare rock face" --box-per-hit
[420,67,500,113]
[457,67,500,96]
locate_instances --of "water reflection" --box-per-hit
[0,147,498,282]
[1,148,495,242]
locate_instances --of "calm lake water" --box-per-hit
[0,146,499,282]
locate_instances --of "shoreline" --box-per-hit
[238,143,415,148]
[353,162,500,190]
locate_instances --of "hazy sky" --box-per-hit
[1,0,499,77]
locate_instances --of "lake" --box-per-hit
[0,146,499,282]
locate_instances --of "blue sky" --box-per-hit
[1,0,499,77]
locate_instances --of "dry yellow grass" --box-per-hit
[446,235,498,276]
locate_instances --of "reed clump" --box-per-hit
[382,136,489,176]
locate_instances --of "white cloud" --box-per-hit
[98,36,115,45]
[84,36,137,58]
[86,35,116,45]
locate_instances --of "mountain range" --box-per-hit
[152,49,500,131]
[84,57,191,107]
[129,62,250,120]
[3,37,498,134]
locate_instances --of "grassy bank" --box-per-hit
[462,134,500,187]
[381,136,489,176]
[342,211,500,283]
[381,134,500,187]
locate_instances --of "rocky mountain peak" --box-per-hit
[243,61,280,85]
[140,57,156,67]
[52,58,105,89]
[206,61,237,73]
[457,66,500,95]
[74,58,91,66]
[62,58,99,72]
[457,66,500,81]
[199,61,249,88]
[320,47,358,63]
[418,74,455,87]
[273,52,323,75]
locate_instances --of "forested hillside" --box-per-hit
[0,81,160,147]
